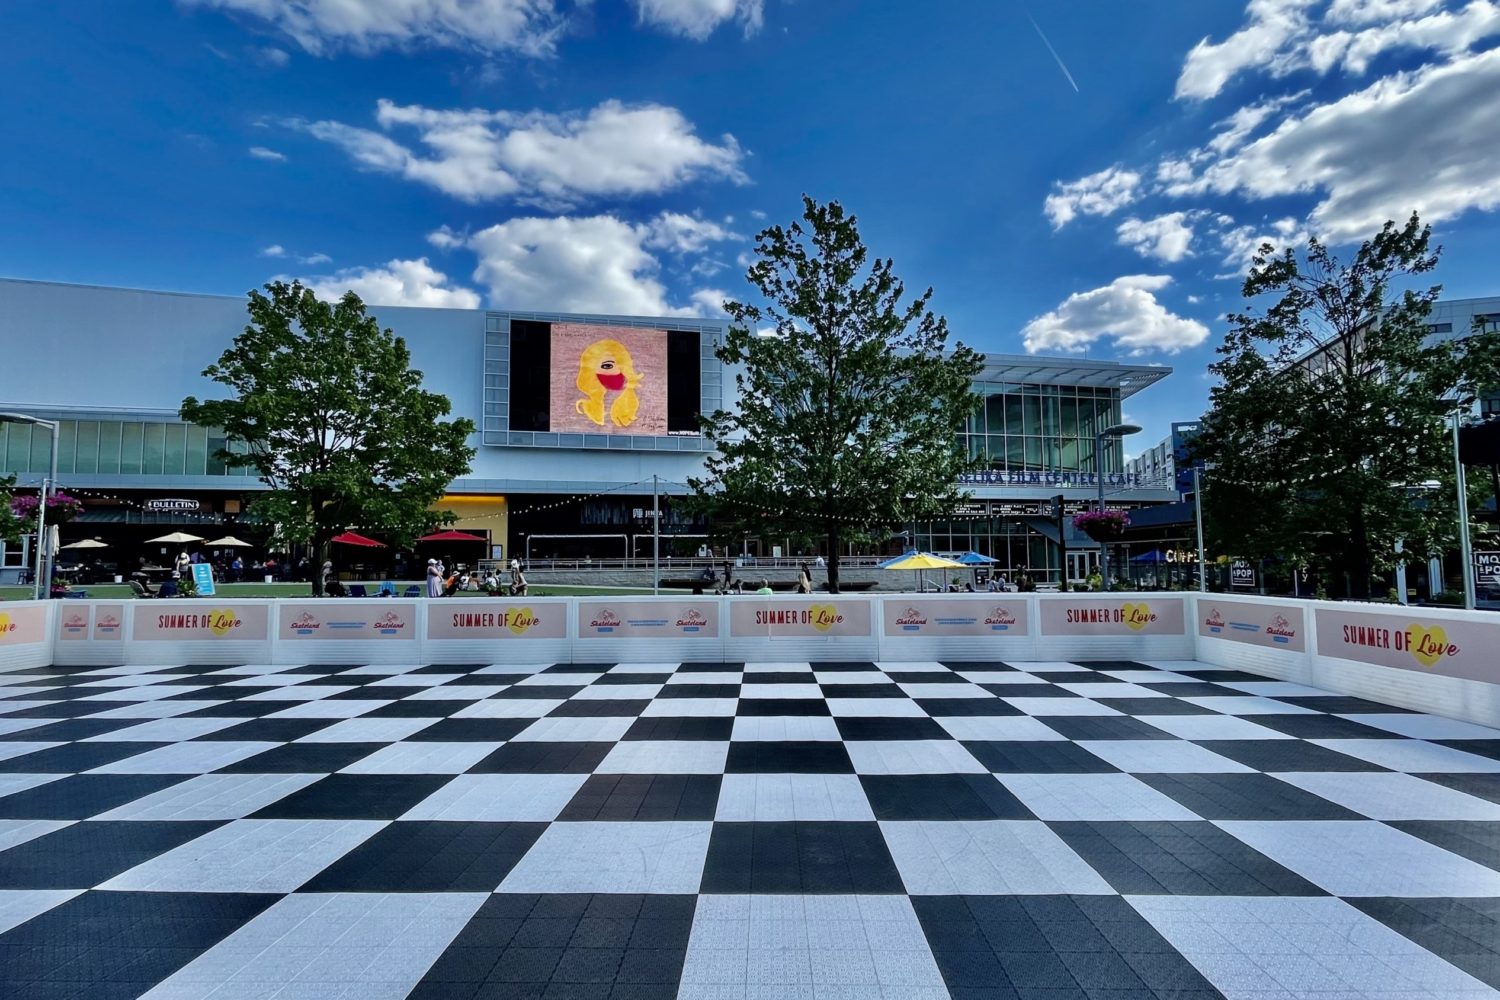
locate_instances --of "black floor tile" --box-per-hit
[558,774,722,820]
[1193,739,1390,772]
[1049,820,1328,895]
[549,700,653,718]
[0,701,129,719]
[498,686,589,700]
[724,741,854,773]
[1352,897,1500,988]
[0,718,140,741]
[469,742,615,774]
[887,671,965,684]
[184,700,298,717]
[741,671,814,685]
[1436,740,1500,761]
[1041,717,1177,741]
[1388,820,1500,870]
[1248,713,1408,740]
[592,673,671,686]
[919,698,1024,717]
[195,717,335,742]
[409,718,535,742]
[1271,695,1416,714]
[0,773,187,820]
[622,716,734,741]
[365,699,474,718]
[981,683,1080,698]
[861,773,1035,820]
[1138,773,1364,821]
[735,698,830,716]
[1418,772,1500,804]
[216,742,386,773]
[819,683,904,698]
[0,741,167,773]
[654,684,740,699]
[301,820,546,891]
[0,820,222,888]
[677,661,743,672]
[1177,670,1275,683]
[1139,682,1233,697]
[834,716,950,741]
[248,773,450,819]
[814,661,879,672]
[963,741,1120,773]
[0,890,277,1000]
[1096,698,1218,716]
[700,820,903,893]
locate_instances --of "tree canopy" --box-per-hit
[691,197,983,592]
[181,282,476,594]
[1193,214,1500,598]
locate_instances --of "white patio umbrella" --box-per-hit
[145,531,205,544]
[60,538,110,550]
[205,536,252,547]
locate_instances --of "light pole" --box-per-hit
[0,413,61,600]
[1453,410,1477,610]
[1193,464,1207,593]
[1095,422,1141,587]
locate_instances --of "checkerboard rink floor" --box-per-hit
[2,660,1500,1000]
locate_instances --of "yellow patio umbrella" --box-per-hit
[879,551,967,593]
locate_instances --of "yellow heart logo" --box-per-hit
[1120,602,1153,631]
[1407,624,1450,668]
[808,604,842,632]
[205,609,239,637]
[507,607,538,635]
[0,613,12,639]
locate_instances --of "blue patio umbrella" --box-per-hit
[1132,549,1169,563]
[955,551,997,565]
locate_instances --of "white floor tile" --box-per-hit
[1310,739,1500,773]
[82,717,247,742]
[453,698,564,719]
[1272,771,1500,820]
[642,698,740,717]
[95,773,323,820]
[0,888,82,934]
[825,699,926,718]
[296,717,439,743]
[715,774,875,821]
[1002,697,1123,716]
[571,683,663,700]
[880,820,1113,894]
[498,820,711,893]
[1337,713,1500,741]
[1057,681,1171,699]
[1215,819,1500,896]
[1181,696,1319,715]
[1001,773,1201,821]
[101,818,386,892]
[1134,714,1294,741]
[814,672,893,685]
[935,716,1065,741]
[340,741,503,775]
[596,740,729,773]
[1080,739,1253,773]
[897,683,993,699]
[404,684,507,700]
[266,699,393,719]
[401,773,589,821]
[846,740,986,774]
[241,684,355,701]
[740,684,823,699]
[511,715,636,742]
[731,717,841,742]
[745,662,814,672]
[87,741,280,774]
[0,818,74,853]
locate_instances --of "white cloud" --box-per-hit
[297,98,746,207]
[180,0,567,57]
[300,257,481,308]
[253,45,290,66]
[249,145,287,161]
[689,288,729,315]
[1043,166,1141,229]
[260,244,286,257]
[1193,47,1500,241]
[1021,275,1210,356]
[1215,216,1310,269]
[1115,212,1196,263]
[454,212,733,316]
[644,212,739,252]
[632,0,763,39]
[301,251,332,265]
[1174,0,1500,99]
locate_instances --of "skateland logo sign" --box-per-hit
[372,611,406,636]
[576,600,719,639]
[675,608,708,633]
[1197,600,1305,651]
[289,612,321,635]
[880,597,1030,638]
[590,608,623,632]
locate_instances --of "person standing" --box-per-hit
[425,558,443,598]
[796,562,812,594]
[230,554,243,582]
[175,551,191,580]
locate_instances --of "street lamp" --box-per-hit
[1095,422,1141,587]
[0,413,60,600]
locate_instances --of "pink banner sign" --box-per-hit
[132,603,270,641]
[1314,608,1500,683]
[1200,600,1306,652]
[428,601,567,640]
[57,606,91,641]
[882,597,1029,637]
[1038,597,1186,636]
[0,605,48,645]
[278,602,415,640]
[728,599,873,638]
[577,600,719,638]
[92,603,124,641]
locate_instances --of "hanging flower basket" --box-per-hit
[10,492,84,525]
[1073,509,1129,542]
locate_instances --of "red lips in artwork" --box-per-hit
[597,372,627,391]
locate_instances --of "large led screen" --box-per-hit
[509,319,702,437]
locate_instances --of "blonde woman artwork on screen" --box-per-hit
[574,338,642,429]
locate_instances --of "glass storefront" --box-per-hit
[958,382,1124,474]
[0,418,254,478]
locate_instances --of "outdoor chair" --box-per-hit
[378,582,396,597]
[63,590,88,599]
[348,584,368,598]
[128,580,151,599]
[403,585,421,597]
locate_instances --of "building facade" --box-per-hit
[0,278,1179,584]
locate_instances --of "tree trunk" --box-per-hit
[1350,504,1372,600]
[311,537,330,598]
[826,526,842,594]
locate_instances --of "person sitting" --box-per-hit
[755,579,773,595]
[443,572,461,597]
[483,570,500,593]
[157,577,179,598]
[511,565,529,596]
[325,577,348,597]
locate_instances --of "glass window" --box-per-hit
[1061,437,1079,470]
[1,422,28,473]
[74,421,99,474]
[56,421,77,475]
[987,435,1005,466]
[120,422,143,475]
[29,425,51,473]
[1007,435,1023,468]
[984,395,1004,436]
[186,425,209,475]
[1060,398,1079,439]
[1025,437,1042,469]
[207,431,227,476]
[96,422,122,474]
[1004,395,1022,436]
[1022,395,1041,437]
[162,424,187,475]
[142,423,165,475]
[1042,392,1059,438]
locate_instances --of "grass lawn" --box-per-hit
[0,582,687,601]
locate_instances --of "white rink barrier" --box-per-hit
[7,592,1498,728]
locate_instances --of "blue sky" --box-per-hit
[4,0,1500,453]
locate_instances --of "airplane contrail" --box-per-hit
[1025,9,1080,93]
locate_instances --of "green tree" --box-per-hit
[1195,214,1500,598]
[0,475,23,544]
[181,282,476,595]
[691,197,983,593]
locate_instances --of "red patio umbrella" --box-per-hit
[330,531,385,547]
[418,529,486,542]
